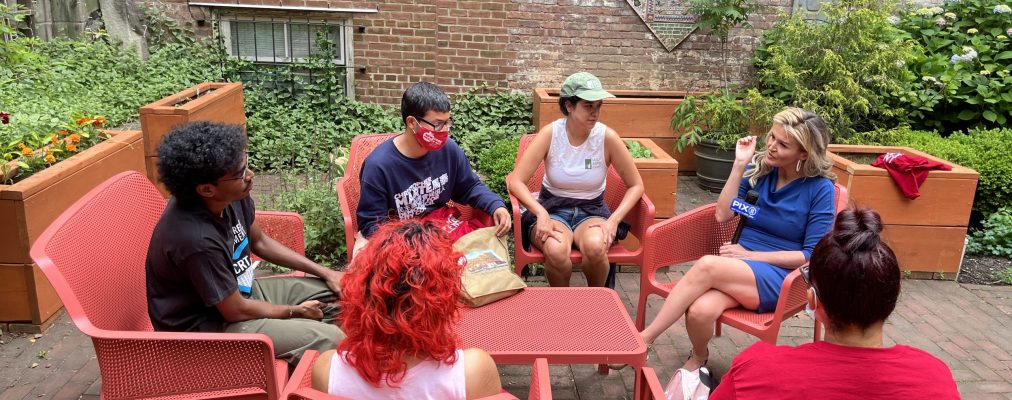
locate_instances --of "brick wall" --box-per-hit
[146,0,793,106]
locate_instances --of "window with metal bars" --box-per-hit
[217,14,352,97]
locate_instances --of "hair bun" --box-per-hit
[834,208,883,253]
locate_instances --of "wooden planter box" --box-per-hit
[629,138,679,219]
[534,88,699,172]
[140,82,246,194]
[0,130,144,331]
[828,145,979,276]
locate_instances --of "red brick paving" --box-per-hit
[1,177,1009,399]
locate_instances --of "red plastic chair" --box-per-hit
[282,350,552,400]
[508,134,656,276]
[336,133,493,260]
[640,367,667,399]
[29,171,316,399]
[636,183,848,344]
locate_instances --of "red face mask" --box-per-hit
[413,125,449,151]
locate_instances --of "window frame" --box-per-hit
[219,15,350,65]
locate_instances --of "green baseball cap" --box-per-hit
[560,72,615,101]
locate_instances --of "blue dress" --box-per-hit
[737,168,835,313]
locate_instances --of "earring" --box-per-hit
[796,160,802,172]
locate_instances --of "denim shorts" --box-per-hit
[548,207,601,232]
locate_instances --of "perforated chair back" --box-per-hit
[31,171,286,399]
[33,171,164,333]
[337,133,486,259]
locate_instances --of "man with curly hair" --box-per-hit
[354,82,511,256]
[146,121,343,365]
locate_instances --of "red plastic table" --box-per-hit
[458,287,649,399]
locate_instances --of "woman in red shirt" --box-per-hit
[711,208,960,399]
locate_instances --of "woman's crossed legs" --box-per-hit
[641,255,761,370]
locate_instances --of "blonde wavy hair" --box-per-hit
[744,107,836,188]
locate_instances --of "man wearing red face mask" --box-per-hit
[354,82,511,255]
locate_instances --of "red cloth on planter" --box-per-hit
[870,152,951,200]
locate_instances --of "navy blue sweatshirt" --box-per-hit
[356,137,506,237]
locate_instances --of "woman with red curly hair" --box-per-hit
[311,219,502,399]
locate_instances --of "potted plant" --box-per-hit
[669,0,769,192]
[672,89,780,192]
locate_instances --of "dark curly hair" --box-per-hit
[337,219,464,388]
[400,82,451,125]
[810,207,900,332]
[156,121,247,204]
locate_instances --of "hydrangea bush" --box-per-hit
[897,0,1012,131]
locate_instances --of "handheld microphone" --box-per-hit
[730,190,760,244]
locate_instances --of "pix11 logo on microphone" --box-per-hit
[730,198,759,219]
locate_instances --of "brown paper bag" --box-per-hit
[454,227,526,307]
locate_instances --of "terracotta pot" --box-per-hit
[828,144,979,275]
[533,88,701,171]
[0,130,145,331]
[139,82,246,195]
[628,138,679,218]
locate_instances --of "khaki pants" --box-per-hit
[224,276,344,365]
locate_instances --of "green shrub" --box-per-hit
[475,137,520,206]
[261,172,346,267]
[966,206,1012,257]
[896,0,1012,131]
[243,85,400,172]
[998,267,1012,285]
[753,0,918,138]
[843,126,1012,219]
[451,84,533,163]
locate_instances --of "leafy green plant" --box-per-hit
[753,0,919,138]
[671,88,783,151]
[475,137,520,207]
[687,0,765,90]
[262,171,347,267]
[625,139,654,158]
[895,0,1012,131]
[451,84,533,164]
[998,267,1012,285]
[966,206,1012,257]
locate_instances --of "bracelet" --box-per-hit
[288,307,294,319]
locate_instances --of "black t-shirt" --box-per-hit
[146,196,256,332]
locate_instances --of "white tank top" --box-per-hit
[327,350,467,400]
[541,118,608,200]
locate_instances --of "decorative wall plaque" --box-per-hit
[625,0,698,51]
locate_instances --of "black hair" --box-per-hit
[809,207,901,332]
[400,82,451,125]
[156,121,247,204]
[558,96,580,116]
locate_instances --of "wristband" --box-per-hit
[288,307,294,319]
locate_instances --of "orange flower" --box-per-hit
[58,130,69,136]
[75,117,91,126]
[51,135,59,145]
[17,143,26,150]
[65,143,77,152]
[21,147,33,157]
[68,134,81,143]
[91,116,106,127]
[45,154,56,163]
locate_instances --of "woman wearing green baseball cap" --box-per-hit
[507,72,644,287]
